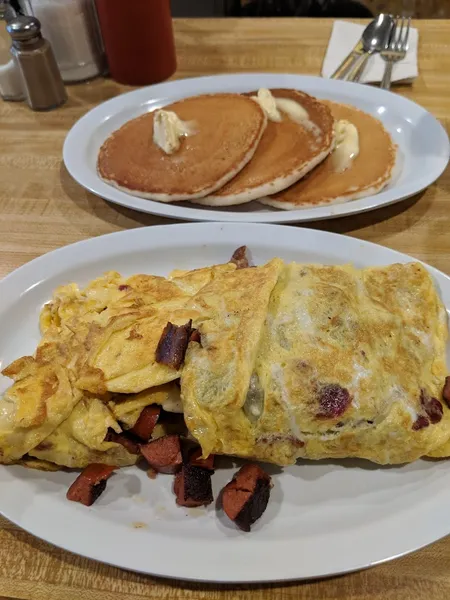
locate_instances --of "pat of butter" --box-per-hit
[153,109,195,155]
[274,97,309,124]
[252,88,282,122]
[332,120,360,173]
[252,88,310,124]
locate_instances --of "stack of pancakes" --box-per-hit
[97,89,397,210]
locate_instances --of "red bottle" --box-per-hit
[95,0,177,86]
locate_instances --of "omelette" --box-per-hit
[28,383,182,468]
[0,350,82,464]
[109,383,182,429]
[1,250,450,470]
[182,260,450,465]
[40,264,236,336]
[0,259,235,467]
[39,261,237,397]
[28,396,137,468]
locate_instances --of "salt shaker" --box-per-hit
[26,0,105,83]
[0,0,23,100]
[7,15,67,110]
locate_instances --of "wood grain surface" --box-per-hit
[0,17,449,600]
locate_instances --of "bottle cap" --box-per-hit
[7,16,42,42]
[0,0,15,21]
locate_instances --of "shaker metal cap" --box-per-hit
[7,15,42,41]
[0,0,15,21]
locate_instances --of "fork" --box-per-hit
[380,15,411,90]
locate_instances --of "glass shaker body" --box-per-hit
[10,32,67,110]
[95,0,176,86]
[0,0,23,100]
[26,0,105,83]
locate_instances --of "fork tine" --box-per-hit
[388,19,397,50]
[395,16,404,52]
[402,16,411,52]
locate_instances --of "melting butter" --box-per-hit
[331,119,360,173]
[252,88,316,132]
[252,88,282,122]
[274,97,309,124]
[152,109,195,155]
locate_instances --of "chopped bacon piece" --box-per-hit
[443,377,450,409]
[412,390,444,431]
[105,429,140,455]
[188,447,215,471]
[129,405,161,441]
[66,464,116,506]
[174,464,213,507]
[317,384,351,419]
[221,463,271,532]
[155,320,193,369]
[412,415,430,431]
[140,434,182,474]
[419,389,443,425]
[189,329,201,344]
[230,246,252,269]
[35,440,53,451]
[422,395,443,424]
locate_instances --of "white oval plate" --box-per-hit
[63,74,449,224]
[1,223,450,583]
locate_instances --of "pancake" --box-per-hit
[97,94,267,202]
[196,89,335,206]
[261,100,397,210]
[182,260,449,465]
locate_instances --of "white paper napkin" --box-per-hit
[322,20,419,83]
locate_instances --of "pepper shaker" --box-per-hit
[7,15,67,110]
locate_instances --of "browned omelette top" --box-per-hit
[266,100,397,208]
[97,94,266,199]
[208,90,335,200]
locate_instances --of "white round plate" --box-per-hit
[63,73,449,224]
[1,223,450,583]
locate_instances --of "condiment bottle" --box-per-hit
[26,0,105,83]
[0,0,23,100]
[7,15,67,110]
[95,0,177,86]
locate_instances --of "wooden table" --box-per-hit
[0,17,449,600]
